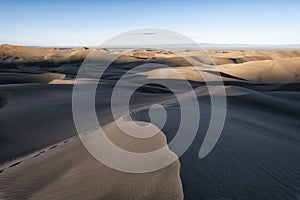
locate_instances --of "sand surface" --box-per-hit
[0,44,299,200]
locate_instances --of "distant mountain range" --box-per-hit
[2,43,300,50]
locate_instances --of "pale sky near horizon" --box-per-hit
[1,0,299,46]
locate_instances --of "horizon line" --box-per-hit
[2,43,300,49]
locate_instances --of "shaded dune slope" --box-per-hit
[0,73,65,84]
[0,91,11,109]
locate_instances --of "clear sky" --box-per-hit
[1,0,299,46]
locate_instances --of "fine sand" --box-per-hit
[0,44,299,200]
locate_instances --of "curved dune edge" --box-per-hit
[0,73,66,84]
[0,118,184,200]
[102,117,174,153]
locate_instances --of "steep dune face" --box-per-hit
[0,45,300,200]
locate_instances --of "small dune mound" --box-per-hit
[0,73,65,84]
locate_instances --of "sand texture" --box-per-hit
[0,45,299,200]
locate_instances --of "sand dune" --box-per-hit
[0,135,183,200]
[208,49,300,64]
[0,44,91,75]
[218,58,300,83]
[0,44,91,65]
[0,45,299,200]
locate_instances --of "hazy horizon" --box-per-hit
[2,43,300,49]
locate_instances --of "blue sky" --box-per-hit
[0,0,299,46]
